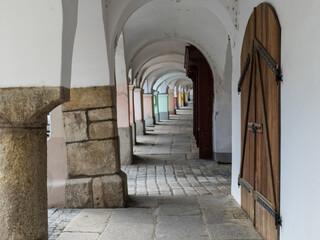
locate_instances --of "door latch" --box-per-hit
[248,122,263,134]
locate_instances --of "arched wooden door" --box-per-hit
[238,3,282,240]
[185,46,213,159]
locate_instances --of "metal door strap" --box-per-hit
[238,54,251,93]
[257,197,282,228]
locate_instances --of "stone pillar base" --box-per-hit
[65,171,128,208]
[63,86,128,208]
[145,118,154,126]
[131,123,136,145]
[118,126,133,165]
[214,152,232,164]
[159,111,169,120]
[135,119,145,135]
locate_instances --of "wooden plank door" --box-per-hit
[185,46,213,159]
[238,3,281,240]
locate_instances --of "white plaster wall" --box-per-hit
[70,0,110,88]
[213,39,232,154]
[134,89,143,121]
[47,106,68,208]
[231,1,320,239]
[0,1,64,87]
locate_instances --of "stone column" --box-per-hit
[62,86,128,208]
[134,88,145,135]
[0,87,69,240]
[128,84,136,145]
[117,82,133,165]
[143,93,153,126]
[168,89,175,115]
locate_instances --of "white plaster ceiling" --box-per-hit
[156,75,192,93]
[131,40,187,76]
[142,68,185,93]
[122,0,228,80]
[139,62,185,87]
[135,53,185,82]
[153,73,187,91]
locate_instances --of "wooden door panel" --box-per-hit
[185,47,213,159]
[239,3,281,240]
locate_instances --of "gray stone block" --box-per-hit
[66,140,119,177]
[92,172,128,208]
[89,121,116,140]
[65,178,93,208]
[118,127,133,165]
[63,111,88,142]
[135,119,145,135]
[88,108,114,121]
[214,152,232,164]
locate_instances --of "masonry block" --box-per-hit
[89,121,116,140]
[92,172,128,208]
[62,86,113,111]
[63,111,88,142]
[88,108,114,121]
[65,178,94,208]
[67,140,120,177]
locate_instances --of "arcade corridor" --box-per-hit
[48,107,262,240]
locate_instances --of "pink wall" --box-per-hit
[117,82,130,128]
[134,88,143,121]
[168,89,175,115]
[129,85,135,124]
[143,94,153,119]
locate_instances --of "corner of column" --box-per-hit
[0,86,69,240]
[62,86,128,208]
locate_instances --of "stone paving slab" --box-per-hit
[156,215,207,238]
[63,209,112,233]
[57,232,100,240]
[206,222,264,240]
[158,197,201,216]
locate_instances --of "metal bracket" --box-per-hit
[257,197,282,228]
[238,178,251,193]
[257,45,283,85]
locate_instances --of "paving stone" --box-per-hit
[127,196,159,208]
[198,194,239,210]
[203,208,248,224]
[156,215,207,238]
[63,209,112,233]
[158,197,201,216]
[156,236,209,240]
[57,232,100,240]
[99,222,155,240]
[98,208,155,240]
[207,222,264,240]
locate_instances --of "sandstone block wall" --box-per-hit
[62,86,127,208]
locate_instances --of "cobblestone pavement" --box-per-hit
[48,209,81,240]
[122,108,231,197]
[48,107,263,240]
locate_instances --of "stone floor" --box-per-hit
[49,107,263,240]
